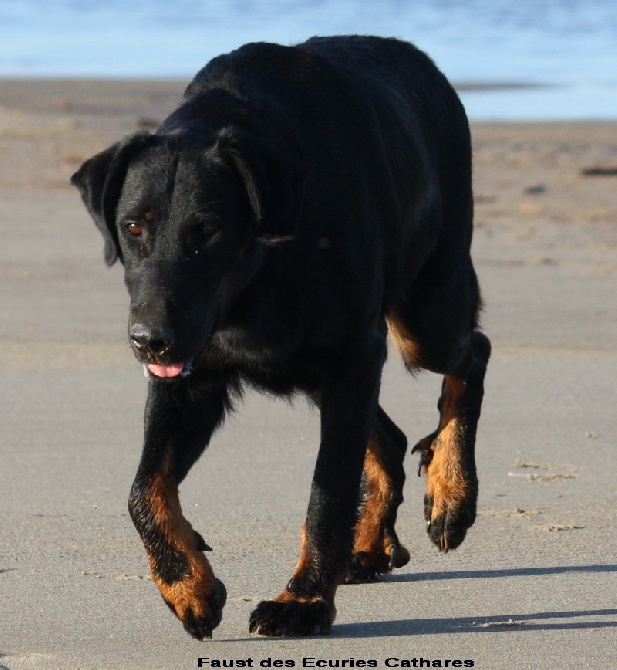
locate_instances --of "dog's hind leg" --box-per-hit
[128,380,229,640]
[387,306,491,552]
[346,405,411,583]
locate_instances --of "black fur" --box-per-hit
[72,35,490,638]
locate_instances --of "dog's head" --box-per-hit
[71,128,302,378]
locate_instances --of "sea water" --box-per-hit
[1,0,616,120]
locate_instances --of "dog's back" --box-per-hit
[164,35,476,323]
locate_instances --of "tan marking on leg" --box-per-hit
[425,376,470,550]
[282,524,312,594]
[386,311,423,367]
[350,433,410,575]
[426,419,468,510]
[146,474,217,620]
[353,436,389,556]
[353,431,394,560]
[439,376,466,428]
[275,591,328,605]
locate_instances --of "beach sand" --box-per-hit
[1,79,616,669]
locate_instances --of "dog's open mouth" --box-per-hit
[145,361,193,379]
[141,309,220,380]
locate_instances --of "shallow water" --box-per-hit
[1,0,616,119]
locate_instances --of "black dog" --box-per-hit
[72,35,491,639]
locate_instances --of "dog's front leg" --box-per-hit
[128,379,229,639]
[249,334,386,636]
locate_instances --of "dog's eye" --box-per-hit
[202,223,221,242]
[126,222,143,236]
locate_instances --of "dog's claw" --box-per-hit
[411,431,437,477]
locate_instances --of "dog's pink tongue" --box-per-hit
[147,363,184,378]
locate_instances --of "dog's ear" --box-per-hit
[213,127,305,244]
[71,131,150,265]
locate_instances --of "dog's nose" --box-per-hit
[130,324,175,356]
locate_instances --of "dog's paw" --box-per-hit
[249,599,333,637]
[346,552,381,583]
[345,540,410,584]
[413,432,477,552]
[424,486,476,553]
[163,577,227,640]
